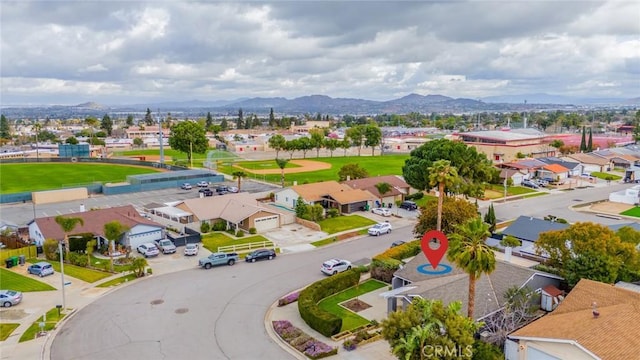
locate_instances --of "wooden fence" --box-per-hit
[0,246,38,262]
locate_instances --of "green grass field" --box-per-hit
[217,155,409,186]
[201,233,272,253]
[232,159,300,170]
[0,323,20,341]
[620,207,640,218]
[96,273,138,288]
[318,279,387,331]
[19,307,68,343]
[0,163,162,193]
[591,172,622,180]
[0,268,56,292]
[318,215,377,234]
[26,259,112,283]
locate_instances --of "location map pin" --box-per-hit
[421,230,448,270]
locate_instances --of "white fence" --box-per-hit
[218,241,275,253]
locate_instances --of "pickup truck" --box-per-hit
[198,252,239,269]
[155,239,177,254]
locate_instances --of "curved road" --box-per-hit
[50,227,413,360]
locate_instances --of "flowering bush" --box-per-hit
[304,341,337,359]
[272,320,338,359]
[343,339,357,351]
[278,291,301,306]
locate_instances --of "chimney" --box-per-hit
[592,302,599,318]
[80,204,86,212]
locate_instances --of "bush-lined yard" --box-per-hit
[0,268,55,292]
[318,279,387,331]
[318,215,377,234]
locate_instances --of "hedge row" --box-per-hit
[298,269,362,337]
[370,240,421,283]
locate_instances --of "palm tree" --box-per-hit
[54,216,84,257]
[448,217,496,318]
[104,221,129,272]
[375,182,392,207]
[232,171,247,191]
[85,116,99,146]
[428,160,458,231]
[275,158,289,188]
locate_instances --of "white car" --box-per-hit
[321,259,352,276]
[180,183,193,190]
[227,186,239,193]
[184,243,199,256]
[368,222,392,236]
[137,243,160,258]
[371,208,391,217]
[197,181,209,188]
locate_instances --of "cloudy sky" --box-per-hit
[1,1,639,105]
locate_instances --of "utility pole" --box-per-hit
[59,241,67,309]
[158,110,164,166]
[190,140,193,168]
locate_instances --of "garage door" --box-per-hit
[254,215,279,232]
[128,230,163,249]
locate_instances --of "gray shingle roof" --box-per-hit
[501,216,569,242]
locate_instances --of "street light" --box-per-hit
[58,241,67,309]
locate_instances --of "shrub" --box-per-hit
[249,227,257,235]
[343,339,357,351]
[271,321,337,360]
[200,222,211,233]
[43,239,60,261]
[326,208,339,218]
[68,252,88,267]
[146,267,153,275]
[212,220,227,231]
[406,192,424,200]
[226,229,235,235]
[235,230,245,237]
[68,233,92,253]
[278,291,300,306]
[370,240,421,282]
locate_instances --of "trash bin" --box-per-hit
[9,256,19,267]
[5,258,13,269]
[18,255,25,265]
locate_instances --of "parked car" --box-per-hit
[321,259,352,275]
[399,201,418,210]
[390,240,406,248]
[197,181,209,188]
[522,179,540,189]
[155,239,177,254]
[368,222,392,236]
[535,179,549,187]
[227,186,239,193]
[199,188,214,196]
[180,183,193,190]
[216,186,229,195]
[184,243,199,256]
[199,252,239,269]
[27,262,54,277]
[0,290,22,307]
[137,243,160,258]
[371,208,392,217]
[245,249,276,262]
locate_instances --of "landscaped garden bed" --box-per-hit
[272,320,337,359]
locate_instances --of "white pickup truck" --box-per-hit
[155,239,177,254]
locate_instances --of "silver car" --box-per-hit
[0,290,23,307]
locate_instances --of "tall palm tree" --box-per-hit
[232,171,247,191]
[375,182,392,207]
[54,216,84,257]
[428,160,458,231]
[275,158,289,188]
[104,221,129,272]
[448,217,496,318]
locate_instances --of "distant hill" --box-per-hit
[482,93,630,105]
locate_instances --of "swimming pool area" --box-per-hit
[267,203,295,212]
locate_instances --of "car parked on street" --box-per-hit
[180,183,193,190]
[371,208,392,217]
[227,186,239,193]
[137,243,160,258]
[199,252,239,269]
[399,201,418,210]
[197,181,209,188]
[184,243,199,256]
[522,179,540,189]
[216,185,229,195]
[245,249,276,262]
[368,222,392,236]
[155,239,177,254]
[27,262,54,277]
[0,290,22,307]
[199,188,214,196]
[321,259,352,275]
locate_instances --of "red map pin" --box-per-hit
[421,230,448,270]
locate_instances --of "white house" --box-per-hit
[609,185,640,205]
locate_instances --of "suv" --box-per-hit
[199,188,214,196]
[216,185,229,195]
[368,222,392,236]
[245,249,276,262]
[399,201,418,210]
[28,262,54,277]
[180,183,193,190]
[321,259,352,275]
[155,239,177,254]
[137,243,160,258]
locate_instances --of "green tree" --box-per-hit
[130,257,148,277]
[220,118,228,131]
[275,158,289,187]
[448,217,496,318]
[104,221,129,273]
[54,216,84,257]
[295,198,307,218]
[85,116,99,144]
[340,138,351,156]
[500,235,521,248]
[375,182,392,204]
[65,136,79,145]
[579,126,587,152]
[125,114,134,127]
[414,197,477,236]
[549,139,564,149]
[403,139,496,198]
[237,108,244,129]
[338,163,369,181]
[232,171,247,192]
[324,138,339,157]
[364,124,382,156]
[168,121,208,165]
[483,203,497,233]
[133,137,144,148]
[206,112,213,130]
[309,204,324,221]
[297,137,313,158]
[269,108,276,127]
[428,160,459,232]
[0,114,11,140]
[268,134,286,158]
[144,108,154,126]
[346,125,365,156]
[587,127,593,152]
[309,128,325,158]
[100,114,113,136]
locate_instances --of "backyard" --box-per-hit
[318,279,387,331]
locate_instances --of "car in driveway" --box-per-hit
[321,259,352,275]
[184,243,199,256]
[368,222,392,236]
[27,262,54,277]
[245,249,276,262]
[180,183,193,190]
[0,290,22,307]
[399,201,418,210]
[522,179,540,189]
[137,243,160,258]
[197,181,209,188]
[155,239,177,254]
[371,208,391,217]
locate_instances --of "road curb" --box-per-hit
[264,300,307,360]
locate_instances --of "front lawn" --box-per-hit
[201,232,272,253]
[0,268,55,292]
[484,184,536,198]
[414,194,437,208]
[591,172,622,180]
[19,307,68,343]
[318,215,377,234]
[0,323,20,341]
[89,255,132,273]
[26,259,112,283]
[318,279,387,331]
[621,207,640,218]
[96,273,138,288]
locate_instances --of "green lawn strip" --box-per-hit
[590,172,622,180]
[231,159,301,170]
[89,255,131,273]
[522,192,548,199]
[19,307,68,343]
[0,163,162,193]
[26,259,112,283]
[0,323,20,341]
[318,279,387,332]
[318,215,377,234]
[0,268,55,292]
[201,233,273,253]
[485,184,536,196]
[312,229,370,247]
[620,207,640,217]
[96,273,138,288]
[414,195,437,207]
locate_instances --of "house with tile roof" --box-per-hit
[506,278,640,360]
[537,163,570,182]
[341,175,412,207]
[385,254,562,320]
[563,152,611,174]
[498,159,547,179]
[274,180,377,214]
[537,157,582,177]
[28,205,165,249]
[485,216,569,258]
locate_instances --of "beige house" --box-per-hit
[275,180,377,214]
[341,175,412,206]
[454,129,556,164]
